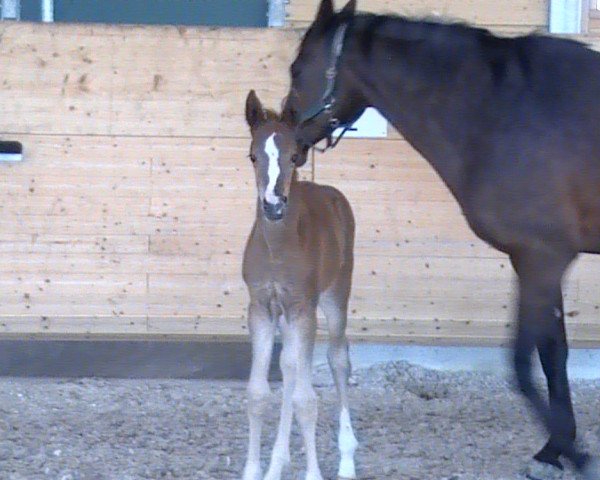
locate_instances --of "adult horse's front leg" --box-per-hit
[532,290,575,474]
[510,251,597,479]
[243,303,276,480]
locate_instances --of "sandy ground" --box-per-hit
[0,361,599,480]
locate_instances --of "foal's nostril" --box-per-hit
[263,197,286,208]
[262,197,286,221]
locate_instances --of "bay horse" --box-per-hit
[241,90,358,480]
[285,0,600,478]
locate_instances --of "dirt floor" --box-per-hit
[0,361,599,480]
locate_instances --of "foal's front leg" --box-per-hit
[289,307,324,480]
[243,303,276,480]
[264,316,296,480]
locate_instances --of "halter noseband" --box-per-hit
[299,22,356,152]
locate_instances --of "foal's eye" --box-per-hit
[248,154,257,163]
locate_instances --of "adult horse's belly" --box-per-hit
[567,172,600,253]
[575,199,600,253]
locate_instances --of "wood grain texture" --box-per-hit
[0,23,300,137]
[1,22,599,345]
[287,0,549,29]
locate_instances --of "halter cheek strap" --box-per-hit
[300,22,357,150]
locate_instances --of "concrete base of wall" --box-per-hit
[0,340,598,380]
[319,344,600,380]
[0,340,282,380]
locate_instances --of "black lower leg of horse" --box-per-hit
[533,292,576,470]
[511,252,589,471]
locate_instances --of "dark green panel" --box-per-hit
[20,0,42,21]
[53,0,268,27]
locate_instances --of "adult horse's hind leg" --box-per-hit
[320,283,358,480]
[510,250,594,477]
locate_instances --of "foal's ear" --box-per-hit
[245,90,265,131]
[314,0,335,26]
[281,102,299,127]
[340,0,357,17]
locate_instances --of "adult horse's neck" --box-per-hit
[346,15,494,199]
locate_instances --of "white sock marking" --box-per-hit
[338,407,358,479]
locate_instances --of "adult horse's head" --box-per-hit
[286,0,367,150]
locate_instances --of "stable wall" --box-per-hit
[1,5,600,346]
[287,0,549,33]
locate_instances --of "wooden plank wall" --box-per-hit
[1,5,600,345]
[287,0,549,33]
[589,8,600,35]
[0,23,303,340]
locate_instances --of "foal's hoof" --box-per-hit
[524,459,564,480]
[582,457,600,480]
[242,463,263,480]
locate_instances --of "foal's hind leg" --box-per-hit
[320,284,358,479]
[288,306,324,480]
[510,251,594,477]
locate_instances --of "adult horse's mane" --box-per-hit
[340,11,588,49]
[324,11,593,90]
[357,13,492,47]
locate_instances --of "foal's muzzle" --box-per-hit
[262,197,287,222]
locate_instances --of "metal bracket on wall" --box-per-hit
[550,0,589,34]
[1,0,21,20]
[268,0,286,27]
[41,0,54,22]
[0,141,23,162]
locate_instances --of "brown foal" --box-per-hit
[241,90,358,480]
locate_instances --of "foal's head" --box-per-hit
[286,0,366,149]
[245,90,308,222]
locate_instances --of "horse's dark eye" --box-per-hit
[291,63,301,80]
[249,154,257,163]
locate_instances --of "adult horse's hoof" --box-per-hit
[582,457,600,480]
[524,459,564,480]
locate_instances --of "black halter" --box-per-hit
[299,22,356,152]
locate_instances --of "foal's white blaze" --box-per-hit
[338,407,358,479]
[264,133,281,205]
